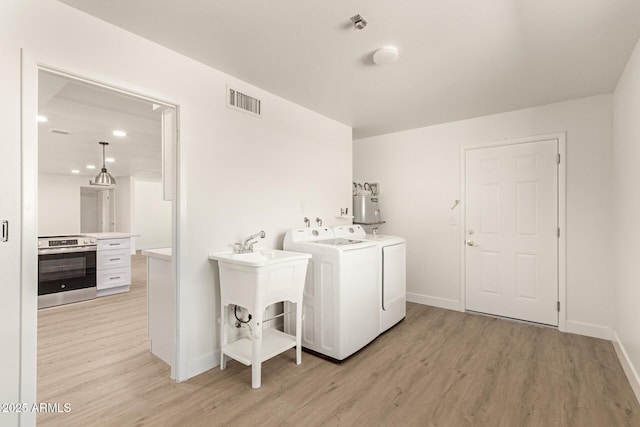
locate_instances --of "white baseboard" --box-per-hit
[564,320,612,340]
[406,293,462,312]
[612,332,640,404]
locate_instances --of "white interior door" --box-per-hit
[465,139,558,326]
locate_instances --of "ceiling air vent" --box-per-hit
[227,86,262,118]
[50,129,71,135]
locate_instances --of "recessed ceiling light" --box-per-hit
[37,115,48,123]
[112,130,127,137]
[86,165,96,170]
[105,157,115,163]
[71,169,80,174]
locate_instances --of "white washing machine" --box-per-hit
[283,227,379,361]
[334,225,406,333]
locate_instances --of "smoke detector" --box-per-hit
[350,14,367,30]
[373,46,399,65]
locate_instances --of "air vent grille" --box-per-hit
[228,87,261,117]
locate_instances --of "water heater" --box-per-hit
[353,195,383,224]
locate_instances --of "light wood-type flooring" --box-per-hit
[37,254,640,426]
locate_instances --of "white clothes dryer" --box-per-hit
[334,225,406,333]
[283,227,379,361]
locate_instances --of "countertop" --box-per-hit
[84,232,140,240]
[142,247,172,261]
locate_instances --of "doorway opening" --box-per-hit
[35,68,179,412]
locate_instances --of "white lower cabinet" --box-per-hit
[96,238,132,296]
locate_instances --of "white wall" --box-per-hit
[132,179,171,250]
[354,95,613,338]
[4,0,351,418]
[612,37,640,400]
[114,176,133,233]
[38,173,90,235]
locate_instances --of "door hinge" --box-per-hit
[557,301,561,312]
[1,220,7,242]
[557,227,560,238]
[557,154,561,164]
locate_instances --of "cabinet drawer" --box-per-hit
[97,268,131,290]
[97,238,131,251]
[97,249,131,270]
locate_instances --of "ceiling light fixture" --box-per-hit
[112,130,127,137]
[350,14,367,30]
[86,165,96,170]
[37,115,48,123]
[71,169,80,174]
[373,46,399,65]
[105,157,115,163]
[91,142,116,186]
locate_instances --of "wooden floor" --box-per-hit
[38,255,639,426]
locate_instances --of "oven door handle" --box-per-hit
[38,246,97,255]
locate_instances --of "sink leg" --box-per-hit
[251,319,262,389]
[220,304,227,370]
[295,302,302,365]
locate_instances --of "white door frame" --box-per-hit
[20,52,184,423]
[459,133,567,331]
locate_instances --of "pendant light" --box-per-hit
[91,141,116,186]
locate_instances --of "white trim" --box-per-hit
[20,48,39,427]
[564,320,612,340]
[459,133,567,328]
[557,134,567,332]
[406,292,462,312]
[612,331,640,404]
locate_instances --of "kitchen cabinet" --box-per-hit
[142,247,174,373]
[93,236,132,297]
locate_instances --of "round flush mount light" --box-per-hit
[112,130,127,137]
[373,46,399,65]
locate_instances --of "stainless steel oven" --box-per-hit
[38,236,97,309]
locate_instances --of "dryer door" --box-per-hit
[382,243,406,310]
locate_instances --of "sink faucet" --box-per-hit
[236,230,266,253]
[316,217,323,227]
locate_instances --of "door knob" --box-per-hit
[466,240,477,247]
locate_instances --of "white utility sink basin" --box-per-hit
[209,249,310,268]
[208,248,311,389]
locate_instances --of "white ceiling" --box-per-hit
[57,0,640,139]
[38,71,162,179]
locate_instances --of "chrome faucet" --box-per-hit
[316,217,323,227]
[304,217,310,228]
[235,230,266,253]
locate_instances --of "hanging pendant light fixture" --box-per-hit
[91,141,116,186]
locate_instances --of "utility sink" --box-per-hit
[208,248,311,388]
[209,249,310,268]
